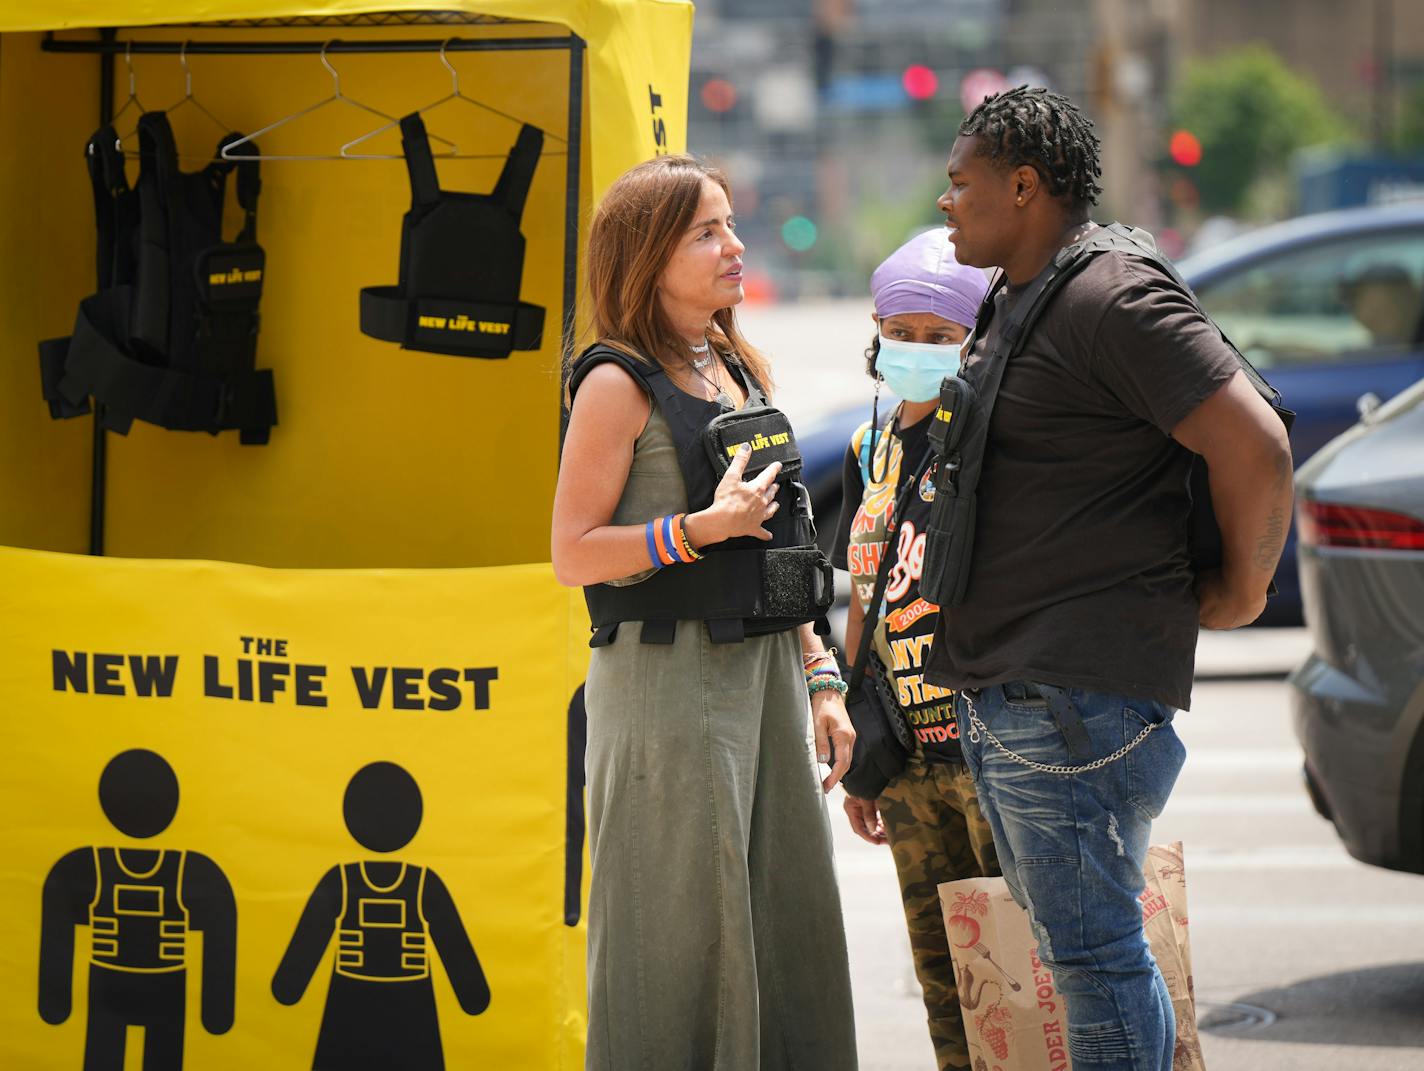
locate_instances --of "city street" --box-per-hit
[832,630,1424,1071]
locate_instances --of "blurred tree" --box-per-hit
[1396,83,1424,153]
[1168,46,1347,216]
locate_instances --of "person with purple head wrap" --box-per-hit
[829,229,1000,1071]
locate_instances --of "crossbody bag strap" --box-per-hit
[848,439,935,691]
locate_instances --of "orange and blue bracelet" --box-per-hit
[644,513,702,568]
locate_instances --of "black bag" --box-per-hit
[839,429,930,801]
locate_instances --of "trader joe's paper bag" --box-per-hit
[939,842,1204,1070]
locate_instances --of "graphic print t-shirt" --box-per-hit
[831,410,960,762]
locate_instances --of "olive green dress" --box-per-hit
[583,402,858,1071]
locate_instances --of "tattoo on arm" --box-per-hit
[1253,507,1286,572]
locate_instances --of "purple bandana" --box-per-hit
[870,228,988,329]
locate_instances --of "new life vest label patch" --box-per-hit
[412,299,522,354]
[704,408,802,478]
[416,314,511,336]
[198,245,265,304]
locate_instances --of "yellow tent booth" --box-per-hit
[0,3,690,1068]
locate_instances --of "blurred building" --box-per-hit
[685,0,1424,299]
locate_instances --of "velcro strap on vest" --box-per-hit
[583,547,834,645]
[61,292,276,442]
[359,286,545,358]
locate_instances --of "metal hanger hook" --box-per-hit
[125,40,138,96]
[439,38,460,94]
[320,40,343,99]
[179,40,193,98]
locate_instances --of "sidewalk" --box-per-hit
[1193,626,1312,679]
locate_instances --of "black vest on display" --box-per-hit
[40,112,276,444]
[360,114,545,358]
[567,345,835,647]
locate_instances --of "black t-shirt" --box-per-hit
[922,250,1240,711]
[832,409,962,762]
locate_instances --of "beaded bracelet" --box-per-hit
[807,677,849,698]
[678,516,703,562]
[802,647,838,667]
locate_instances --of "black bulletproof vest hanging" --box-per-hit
[40,111,276,444]
[567,345,835,647]
[360,114,546,358]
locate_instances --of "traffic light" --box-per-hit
[1169,129,1202,168]
[902,65,938,102]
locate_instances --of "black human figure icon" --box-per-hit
[272,762,490,1070]
[38,749,237,1071]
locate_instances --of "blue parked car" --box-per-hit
[803,203,1424,625]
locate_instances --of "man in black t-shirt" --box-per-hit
[923,88,1293,1071]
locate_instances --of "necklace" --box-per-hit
[689,337,713,368]
[687,352,735,410]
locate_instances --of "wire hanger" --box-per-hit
[340,38,567,160]
[107,40,146,137]
[221,40,454,162]
[118,41,231,155]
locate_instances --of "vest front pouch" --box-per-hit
[360,115,546,358]
[703,405,803,479]
[703,404,818,549]
[921,374,984,607]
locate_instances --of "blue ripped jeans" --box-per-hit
[957,682,1186,1071]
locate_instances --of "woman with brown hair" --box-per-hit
[552,155,858,1069]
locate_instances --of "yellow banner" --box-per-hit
[0,547,590,1069]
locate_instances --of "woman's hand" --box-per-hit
[843,794,887,845]
[684,445,782,547]
[812,689,855,794]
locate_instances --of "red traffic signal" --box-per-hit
[1169,129,1202,168]
[903,65,938,102]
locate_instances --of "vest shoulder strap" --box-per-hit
[85,125,127,291]
[567,344,658,403]
[215,132,262,242]
[399,113,443,209]
[134,112,180,354]
[136,111,179,197]
[1000,222,1285,410]
[570,343,704,421]
[492,124,544,216]
[726,355,767,407]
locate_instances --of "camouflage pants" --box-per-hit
[878,758,1000,1071]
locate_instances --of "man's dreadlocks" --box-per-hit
[959,86,1103,212]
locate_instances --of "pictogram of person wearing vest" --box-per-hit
[272,762,489,1070]
[38,749,237,1070]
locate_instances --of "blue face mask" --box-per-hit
[875,334,964,402]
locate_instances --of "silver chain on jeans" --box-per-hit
[963,691,1157,776]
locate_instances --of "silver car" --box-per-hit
[1290,376,1424,874]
